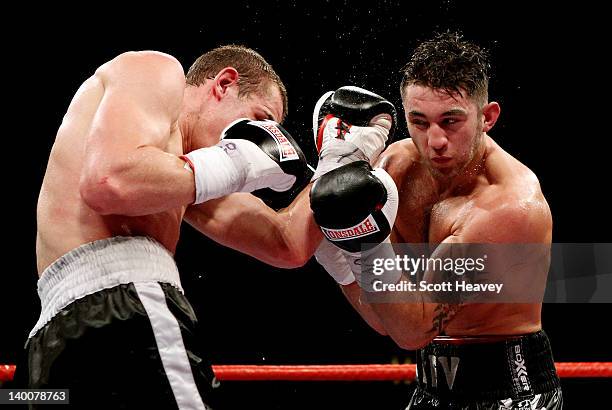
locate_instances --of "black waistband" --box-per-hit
[416,330,560,401]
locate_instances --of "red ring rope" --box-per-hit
[2,363,612,383]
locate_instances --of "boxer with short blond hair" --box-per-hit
[27,45,318,409]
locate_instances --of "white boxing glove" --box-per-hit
[312,86,397,180]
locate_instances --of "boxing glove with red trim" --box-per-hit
[312,86,397,179]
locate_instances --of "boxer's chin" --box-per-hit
[427,160,460,178]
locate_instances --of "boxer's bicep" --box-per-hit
[421,201,550,337]
[420,213,511,337]
[456,197,551,243]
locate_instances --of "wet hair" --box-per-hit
[400,31,490,107]
[186,45,287,121]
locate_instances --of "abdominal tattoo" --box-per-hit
[428,303,462,335]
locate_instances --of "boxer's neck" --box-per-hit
[179,85,216,153]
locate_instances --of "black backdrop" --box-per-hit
[3,1,611,408]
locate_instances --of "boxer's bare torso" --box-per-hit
[379,136,552,337]
[36,68,185,274]
[35,50,319,276]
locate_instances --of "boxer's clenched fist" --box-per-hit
[310,161,399,287]
[182,119,308,204]
[312,86,397,179]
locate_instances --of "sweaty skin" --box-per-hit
[37,50,321,275]
[341,85,552,349]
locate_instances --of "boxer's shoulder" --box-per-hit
[483,137,548,212]
[92,51,186,124]
[468,175,551,242]
[485,135,538,181]
[98,51,183,74]
[376,138,419,184]
[95,51,185,97]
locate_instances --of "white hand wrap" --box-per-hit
[183,139,295,205]
[314,239,356,285]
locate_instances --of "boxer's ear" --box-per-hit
[482,102,500,132]
[212,67,239,100]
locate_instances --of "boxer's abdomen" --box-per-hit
[444,303,542,336]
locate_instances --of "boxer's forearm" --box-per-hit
[341,283,388,335]
[369,301,436,350]
[185,188,322,268]
[80,145,195,216]
[366,237,467,350]
[276,186,324,265]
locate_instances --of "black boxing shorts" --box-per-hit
[407,331,562,409]
[22,236,217,410]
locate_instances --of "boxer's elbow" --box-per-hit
[285,245,312,268]
[79,172,130,215]
[361,314,388,336]
[384,320,433,350]
[270,242,311,268]
[372,324,389,336]
[269,230,313,268]
[279,229,322,268]
[388,330,432,351]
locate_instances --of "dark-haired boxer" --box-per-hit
[312,33,562,409]
[25,45,319,410]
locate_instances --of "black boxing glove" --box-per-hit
[240,121,312,209]
[310,161,400,288]
[312,86,397,179]
[182,119,309,205]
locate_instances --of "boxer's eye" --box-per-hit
[441,118,462,127]
[410,120,428,129]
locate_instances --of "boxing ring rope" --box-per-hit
[2,363,612,383]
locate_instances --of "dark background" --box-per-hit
[3,1,610,408]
